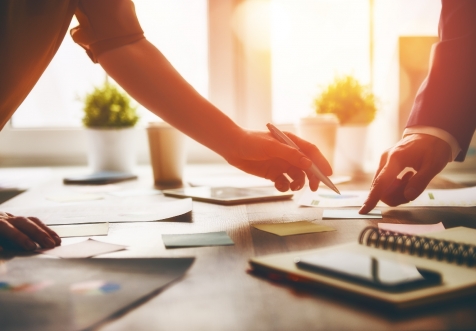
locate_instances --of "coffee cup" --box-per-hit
[146,122,187,186]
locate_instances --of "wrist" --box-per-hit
[214,124,247,162]
[403,126,460,161]
[403,133,452,162]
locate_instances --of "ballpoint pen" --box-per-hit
[266,123,341,195]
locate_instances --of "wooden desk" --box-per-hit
[2,165,476,330]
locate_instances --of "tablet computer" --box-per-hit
[162,186,293,205]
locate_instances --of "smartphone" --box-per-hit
[63,171,137,185]
[295,251,442,292]
[162,186,293,205]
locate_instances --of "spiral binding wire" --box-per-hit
[359,226,476,267]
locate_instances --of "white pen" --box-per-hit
[266,123,341,195]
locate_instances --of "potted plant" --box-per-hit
[313,75,377,175]
[82,77,139,174]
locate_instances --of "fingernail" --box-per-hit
[359,205,367,214]
[300,157,312,168]
[43,237,56,248]
[405,187,418,201]
[53,235,61,245]
[291,184,300,191]
[24,240,37,251]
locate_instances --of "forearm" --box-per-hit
[405,0,476,161]
[97,39,243,159]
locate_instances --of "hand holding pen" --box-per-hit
[266,123,340,194]
[214,125,334,193]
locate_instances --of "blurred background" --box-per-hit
[1,0,451,173]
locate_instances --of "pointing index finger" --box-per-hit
[360,164,403,214]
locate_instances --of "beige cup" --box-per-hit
[296,114,339,168]
[147,122,187,185]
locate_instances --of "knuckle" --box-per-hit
[9,216,29,225]
[28,217,45,226]
[0,219,10,229]
[388,148,405,163]
[262,165,275,181]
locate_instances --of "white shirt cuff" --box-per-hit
[403,126,461,161]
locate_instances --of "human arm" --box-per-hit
[97,39,331,192]
[360,0,476,213]
[70,0,333,190]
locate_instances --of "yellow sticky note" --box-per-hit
[253,221,336,236]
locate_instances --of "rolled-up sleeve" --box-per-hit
[70,0,144,63]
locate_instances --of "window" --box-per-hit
[0,0,212,166]
[11,0,208,128]
[269,0,441,166]
[1,0,442,167]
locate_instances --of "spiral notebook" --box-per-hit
[249,226,476,310]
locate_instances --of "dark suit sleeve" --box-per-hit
[406,0,476,161]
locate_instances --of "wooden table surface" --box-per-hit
[1,165,476,331]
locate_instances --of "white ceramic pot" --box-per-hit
[333,125,369,175]
[296,114,339,168]
[86,127,137,173]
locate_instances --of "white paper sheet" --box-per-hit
[0,167,52,190]
[46,194,104,203]
[70,184,121,194]
[298,186,476,208]
[3,198,192,225]
[38,239,126,258]
[108,188,162,197]
[322,209,382,219]
[188,175,351,188]
[49,223,109,238]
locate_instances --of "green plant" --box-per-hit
[313,75,377,125]
[82,78,139,128]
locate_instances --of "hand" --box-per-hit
[0,212,61,251]
[359,134,451,214]
[224,130,332,192]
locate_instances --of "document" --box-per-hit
[162,231,234,248]
[0,167,52,190]
[322,209,382,219]
[188,174,350,188]
[378,222,445,235]
[253,221,335,236]
[3,198,192,225]
[49,223,109,238]
[46,194,104,203]
[108,188,162,197]
[298,186,476,208]
[38,239,126,258]
[70,184,121,193]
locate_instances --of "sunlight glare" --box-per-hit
[232,0,272,51]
